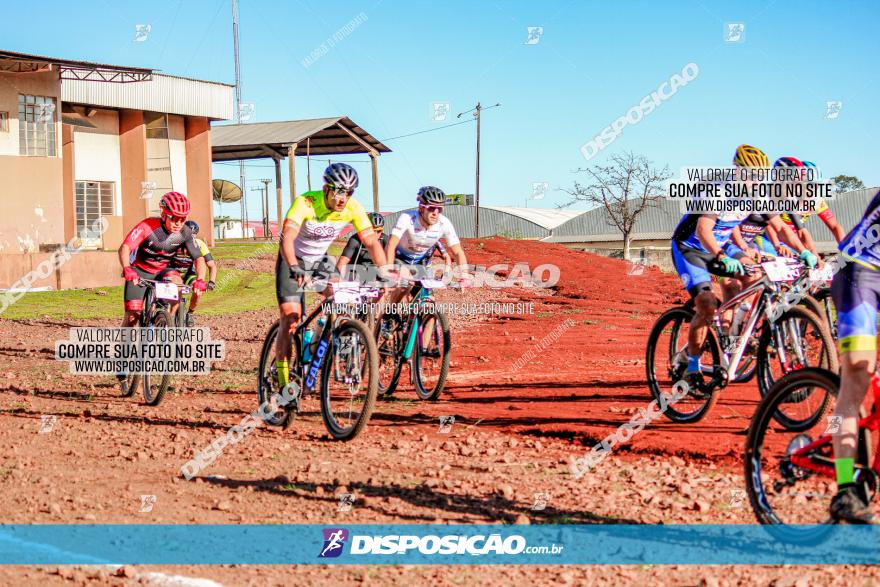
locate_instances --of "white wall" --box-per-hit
[168,114,188,195]
[73,109,122,214]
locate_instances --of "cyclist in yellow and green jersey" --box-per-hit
[274,163,390,390]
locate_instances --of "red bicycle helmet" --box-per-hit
[159,191,191,216]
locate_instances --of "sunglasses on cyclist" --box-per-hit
[328,185,353,197]
[164,213,187,223]
[420,205,444,213]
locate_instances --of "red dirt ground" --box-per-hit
[433,237,755,463]
[0,236,867,585]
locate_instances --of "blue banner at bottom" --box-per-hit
[0,524,877,565]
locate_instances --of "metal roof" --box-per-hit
[63,73,233,120]
[481,206,585,230]
[544,188,880,244]
[0,49,152,82]
[383,205,554,239]
[544,198,682,242]
[211,117,391,161]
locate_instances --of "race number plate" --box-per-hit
[808,266,835,284]
[761,260,800,283]
[419,279,446,290]
[155,282,179,301]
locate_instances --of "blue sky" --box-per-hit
[3,0,878,218]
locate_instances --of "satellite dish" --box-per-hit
[212,179,242,203]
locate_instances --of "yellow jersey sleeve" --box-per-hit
[347,198,373,234]
[285,195,315,226]
[196,238,210,257]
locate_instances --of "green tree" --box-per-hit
[832,175,865,194]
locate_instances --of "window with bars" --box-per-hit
[18,95,57,156]
[75,181,115,241]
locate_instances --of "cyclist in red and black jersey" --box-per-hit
[118,191,207,328]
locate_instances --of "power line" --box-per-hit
[379,117,475,142]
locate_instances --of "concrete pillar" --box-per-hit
[184,116,213,246]
[118,110,148,233]
[62,124,76,242]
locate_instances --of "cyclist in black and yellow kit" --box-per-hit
[170,220,218,326]
[274,163,390,391]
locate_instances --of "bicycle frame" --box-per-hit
[708,260,812,385]
[790,372,880,478]
[709,275,773,382]
[401,285,433,360]
[293,284,376,392]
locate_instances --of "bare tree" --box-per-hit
[560,152,671,260]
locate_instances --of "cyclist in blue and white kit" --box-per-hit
[827,190,880,522]
[386,186,469,297]
[726,213,809,262]
[672,145,818,387]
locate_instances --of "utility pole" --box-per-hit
[260,178,272,237]
[232,0,247,238]
[457,102,500,239]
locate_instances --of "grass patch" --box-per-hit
[211,241,277,260]
[0,238,344,320]
[1,267,276,320]
[211,240,343,260]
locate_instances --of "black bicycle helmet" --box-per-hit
[417,186,446,205]
[323,163,359,190]
[367,212,385,228]
[185,220,200,235]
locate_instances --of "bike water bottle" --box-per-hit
[730,302,750,337]
[302,329,314,363]
[309,317,326,358]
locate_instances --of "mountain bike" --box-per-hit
[646,258,837,426]
[375,278,453,401]
[256,282,380,441]
[744,368,879,537]
[120,279,190,406]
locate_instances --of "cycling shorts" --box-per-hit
[275,254,339,306]
[123,266,180,312]
[831,262,880,353]
[671,241,739,297]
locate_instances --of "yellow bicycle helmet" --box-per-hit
[733,144,770,168]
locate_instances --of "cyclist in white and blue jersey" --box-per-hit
[671,145,818,387]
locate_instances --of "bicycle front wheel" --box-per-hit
[257,321,301,428]
[414,308,451,401]
[375,313,405,397]
[320,318,379,441]
[143,309,173,406]
[645,306,721,423]
[742,368,869,543]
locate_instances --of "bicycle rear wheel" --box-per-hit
[812,287,837,340]
[143,309,173,406]
[320,318,379,441]
[756,306,836,429]
[645,306,721,423]
[414,308,451,401]
[376,313,405,396]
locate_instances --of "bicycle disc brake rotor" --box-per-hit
[334,333,362,392]
[778,434,813,482]
[854,468,880,503]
